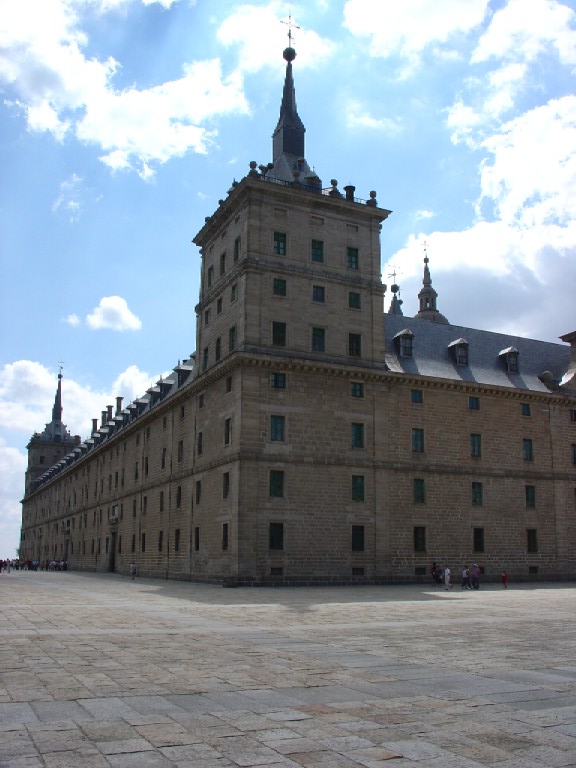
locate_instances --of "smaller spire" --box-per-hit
[415,244,449,324]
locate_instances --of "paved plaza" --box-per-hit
[0,572,575,767]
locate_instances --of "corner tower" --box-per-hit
[191,41,393,585]
[25,371,80,496]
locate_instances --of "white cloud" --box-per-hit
[345,100,403,133]
[479,95,576,229]
[343,0,489,66]
[65,313,81,327]
[0,0,248,176]
[472,0,576,66]
[86,296,142,331]
[216,3,335,73]
[52,173,85,221]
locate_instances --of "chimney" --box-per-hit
[344,185,355,202]
[92,418,98,436]
[116,396,123,415]
[101,411,107,427]
[107,405,113,422]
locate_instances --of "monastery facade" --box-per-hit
[20,45,576,584]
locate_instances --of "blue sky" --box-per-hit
[1,0,575,558]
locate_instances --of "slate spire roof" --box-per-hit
[416,250,449,324]
[271,44,319,186]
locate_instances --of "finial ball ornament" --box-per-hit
[283,47,296,62]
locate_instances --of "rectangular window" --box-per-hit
[159,490,164,512]
[222,472,230,500]
[351,422,364,448]
[272,321,286,346]
[215,337,221,361]
[351,382,364,398]
[270,415,285,442]
[311,239,324,262]
[412,428,424,453]
[413,478,426,503]
[352,475,365,501]
[472,481,483,506]
[348,291,361,309]
[570,409,576,422]
[270,373,286,389]
[455,345,468,365]
[217,297,222,314]
[414,526,426,552]
[273,277,287,296]
[468,396,480,410]
[312,285,325,303]
[523,438,534,461]
[142,496,147,515]
[348,333,362,357]
[141,532,146,553]
[194,526,200,551]
[525,484,536,508]
[352,525,365,552]
[269,522,284,550]
[571,443,576,465]
[207,265,214,287]
[178,440,184,463]
[312,327,325,352]
[204,308,211,326]
[527,528,538,553]
[199,393,205,408]
[226,376,232,393]
[197,432,203,456]
[347,247,359,269]
[222,523,229,551]
[202,346,208,371]
[521,403,531,416]
[176,486,182,508]
[158,530,163,552]
[473,527,485,552]
[230,283,238,302]
[234,236,240,262]
[220,252,226,275]
[229,325,237,350]
[224,417,232,445]
[161,447,167,469]
[400,335,413,357]
[411,389,423,404]
[269,470,284,498]
[195,480,201,505]
[174,528,180,552]
[471,433,482,458]
[273,231,287,255]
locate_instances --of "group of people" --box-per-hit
[0,559,68,572]
[432,562,482,590]
[432,562,509,589]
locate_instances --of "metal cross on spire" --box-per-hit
[281,14,300,47]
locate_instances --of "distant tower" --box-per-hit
[415,247,449,324]
[24,370,81,496]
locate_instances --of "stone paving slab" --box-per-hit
[1,573,576,767]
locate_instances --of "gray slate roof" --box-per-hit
[384,314,572,393]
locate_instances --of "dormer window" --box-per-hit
[499,347,519,373]
[448,338,469,366]
[394,329,414,358]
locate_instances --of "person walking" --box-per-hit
[461,565,470,589]
[129,561,137,581]
[444,564,452,590]
[501,570,508,589]
[471,563,480,590]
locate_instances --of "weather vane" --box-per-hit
[423,239,429,264]
[281,14,300,47]
[58,360,64,378]
[388,266,400,283]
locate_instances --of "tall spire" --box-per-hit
[52,368,63,423]
[415,245,449,324]
[270,22,319,186]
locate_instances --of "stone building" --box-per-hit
[19,46,576,583]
